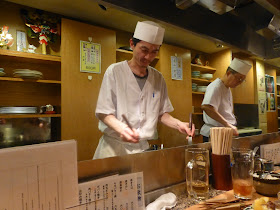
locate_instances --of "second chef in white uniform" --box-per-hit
[200,58,252,142]
[93,21,194,159]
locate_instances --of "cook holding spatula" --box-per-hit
[93,21,194,159]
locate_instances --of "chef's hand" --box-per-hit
[227,123,239,136]
[120,126,139,143]
[178,122,195,137]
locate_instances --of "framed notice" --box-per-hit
[171,56,183,80]
[16,30,26,52]
[260,142,280,164]
[80,40,101,73]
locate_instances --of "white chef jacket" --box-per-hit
[93,61,174,159]
[200,78,236,137]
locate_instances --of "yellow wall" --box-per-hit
[61,18,116,160]
[155,44,192,148]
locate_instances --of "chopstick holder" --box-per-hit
[210,127,233,190]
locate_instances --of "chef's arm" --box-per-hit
[159,113,195,136]
[96,113,139,143]
[201,104,238,136]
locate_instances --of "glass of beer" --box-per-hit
[185,148,209,200]
[231,148,254,200]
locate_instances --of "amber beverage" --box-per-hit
[231,148,254,199]
[232,179,253,198]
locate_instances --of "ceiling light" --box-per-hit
[215,43,224,48]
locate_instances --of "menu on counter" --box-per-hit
[75,172,145,210]
[260,142,280,164]
[0,140,79,210]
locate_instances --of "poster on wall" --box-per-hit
[171,56,183,80]
[80,40,101,73]
[266,93,276,111]
[265,74,275,93]
[258,74,265,92]
[265,74,276,112]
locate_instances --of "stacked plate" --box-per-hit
[0,68,5,76]
[197,85,207,92]
[13,69,43,79]
[0,106,37,114]
[200,73,213,80]
[191,71,200,78]
[192,83,197,91]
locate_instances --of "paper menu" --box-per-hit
[0,140,79,210]
[77,172,145,210]
[260,142,280,164]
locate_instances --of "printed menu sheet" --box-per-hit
[0,140,79,210]
[77,172,145,210]
[260,142,280,164]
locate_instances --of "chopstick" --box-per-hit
[189,113,193,136]
[122,114,133,130]
[210,127,233,155]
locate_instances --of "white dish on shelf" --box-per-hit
[0,71,6,76]
[200,73,213,80]
[13,69,43,79]
[197,85,207,92]
[14,69,43,75]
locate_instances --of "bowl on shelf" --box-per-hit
[197,85,207,92]
[200,73,213,80]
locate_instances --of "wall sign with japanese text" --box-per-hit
[80,40,101,73]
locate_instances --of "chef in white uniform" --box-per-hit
[200,58,252,142]
[93,21,194,159]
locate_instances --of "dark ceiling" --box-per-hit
[101,0,280,60]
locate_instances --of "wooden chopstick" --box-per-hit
[189,113,192,135]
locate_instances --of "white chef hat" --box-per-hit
[229,58,252,75]
[133,21,165,45]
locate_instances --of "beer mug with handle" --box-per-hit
[231,148,254,200]
[185,148,209,200]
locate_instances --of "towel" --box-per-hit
[146,192,177,210]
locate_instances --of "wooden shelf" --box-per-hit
[0,77,61,84]
[191,63,216,73]
[277,83,280,86]
[192,91,205,95]
[116,48,159,60]
[0,114,61,119]
[0,49,61,63]
[191,77,213,84]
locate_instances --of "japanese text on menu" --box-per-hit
[80,40,101,73]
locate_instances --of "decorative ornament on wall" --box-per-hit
[20,9,60,55]
[0,26,14,49]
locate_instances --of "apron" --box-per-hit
[93,135,149,159]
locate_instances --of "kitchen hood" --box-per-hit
[100,0,280,60]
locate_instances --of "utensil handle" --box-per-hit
[189,113,193,135]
